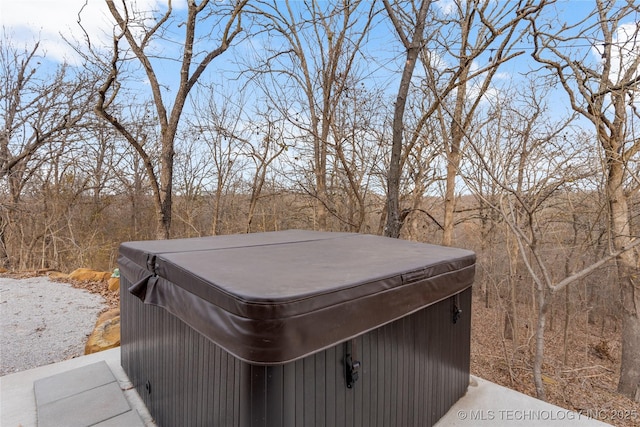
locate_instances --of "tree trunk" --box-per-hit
[441,158,459,245]
[385,51,415,238]
[441,55,468,247]
[315,149,328,231]
[609,163,640,401]
[504,224,519,344]
[533,285,548,401]
[383,0,431,238]
[384,43,420,238]
[563,285,570,365]
[211,184,223,236]
[0,215,9,269]
[246,166,267,234]
[157,134,174,240]
[619,300,640,401]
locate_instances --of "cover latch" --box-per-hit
[345,340,361,389]
[452,293,462,323]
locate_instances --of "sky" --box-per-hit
[0,1,593,61]
[0,1,622,68]
[2,0,637,119]
[1,0,117,62]
[2,1,628,77]
[0,0,198,66]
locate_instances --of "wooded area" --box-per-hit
[1,0,639,410]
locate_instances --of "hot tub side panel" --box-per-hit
[121,275,471,427]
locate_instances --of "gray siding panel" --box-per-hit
[121,276,471,427]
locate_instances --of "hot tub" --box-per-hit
[118,230,475,426]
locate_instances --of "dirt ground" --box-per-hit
[470,297,640,427]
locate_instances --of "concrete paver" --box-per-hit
[34,361,117,406]
[37,381,135,427]
[0,348,154,427]
[93,410,151,426]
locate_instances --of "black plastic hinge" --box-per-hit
[146,254,157,274]
[345,341,361,389]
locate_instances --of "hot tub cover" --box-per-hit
[118,230,475,365]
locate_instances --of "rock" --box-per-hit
[69,268,111,282]
[107,277,120,292]
[47,271,69,280]
[591,340,615,362]
[85,308,120,355]
[97,308,120,324]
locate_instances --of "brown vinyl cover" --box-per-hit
[118,230,475,365]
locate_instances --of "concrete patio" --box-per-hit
[1,348,154,427]
[1,347,611,427]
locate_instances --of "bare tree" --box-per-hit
[465,77,639,400]
[426,0,548,246]
[108,102,160,240]
[186,88,248,236]
[382,0,547,239]
[529,0,640,401]
[247,0,377,230]
[173,136,214,237]
[89,0,248,239]
[392,92,443,240]
[0,37,94,268]
[329,81,388,232]
[242,112,289,233]
[479,107,578,400]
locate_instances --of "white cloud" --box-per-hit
[422,49,448,73]
[0,0,187,63]
[469,83,501,106]
[1,0,110,62]
[612,23,639,83]
[435,0,457,16]
[591,23,639,112]
[493,71,511,80]
[592,23,639,85]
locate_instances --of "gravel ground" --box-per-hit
[0,276,107,376]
